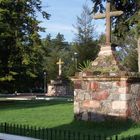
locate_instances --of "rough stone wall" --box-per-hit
[73,77,140,122]
[129,83,140,121]
[47,84,66,96]
[47,84,73,96]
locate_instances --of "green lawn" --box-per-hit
[0,100,140,138]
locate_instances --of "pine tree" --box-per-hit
[42,33,72,80]
[73,4,99,65]
[0,0,50,93]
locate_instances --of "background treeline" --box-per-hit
[0,0,139,93]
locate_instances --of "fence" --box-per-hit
[0,122,139,140]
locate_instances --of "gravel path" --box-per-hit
[0,133,40,140]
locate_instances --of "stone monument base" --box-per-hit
[71,45,140,122]
[47,79,73,96]
[91,45,126,75]
[71,76,140,122]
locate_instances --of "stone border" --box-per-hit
[71,76,140,82]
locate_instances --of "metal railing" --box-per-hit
[0,122,139,140]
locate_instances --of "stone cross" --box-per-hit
[93,1,123,45]
[56,58,64,76]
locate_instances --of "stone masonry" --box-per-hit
[72,1,140,122]
[71,45,140,122]
[72,76,140,122]
[47,79,73,96]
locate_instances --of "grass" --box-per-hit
[0,100,73,128]
[0,100,140,137]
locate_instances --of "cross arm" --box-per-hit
[93,11,123,19]
[56,62,64,65]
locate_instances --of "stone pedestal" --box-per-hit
[47,79,73,96]
[98,45,114,56]
[71,45,140,122]
[92,45,125,75]
[71,76,140,122]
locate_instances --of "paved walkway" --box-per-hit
[0,133,40,140]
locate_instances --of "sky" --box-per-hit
[38,0,105,42]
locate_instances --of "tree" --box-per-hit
[112,29,138,71]
[91,0,140,71]
[0,0,50,93]
[42,33,73,80]
[73,4,99,65]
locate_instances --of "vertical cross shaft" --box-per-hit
[93,1,123,46]
[106,2,111,45]
[56,58,64,76]
[59,62,62,76]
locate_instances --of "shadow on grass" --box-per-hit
[50,117,140,139]
[0,100,73,110]
[0,120,139,140]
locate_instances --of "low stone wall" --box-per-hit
[72,76,140,122]
[47,84,67,96]
[47,80,73,96]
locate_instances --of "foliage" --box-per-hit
[115,29,138,71]
[41,33,75,80]
[91,0,140,71]
[123,48,138,72]
[91,0,140,37]
[78,60,93,72]
[90,0,140,71]
[98,27,138,72]
[93,66,119,74]
[73,4,99,64]
[0,0,50,93]
[74,4,95,43]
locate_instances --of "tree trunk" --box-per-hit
[138,37,140,72]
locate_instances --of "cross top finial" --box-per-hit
[93,1,123,46]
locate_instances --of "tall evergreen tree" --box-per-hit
[73,4,99,65]
[0,0,50,93]
[42,33,72,80]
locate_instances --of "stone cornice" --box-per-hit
[71,76,140,82]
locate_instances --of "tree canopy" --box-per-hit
[73,4,99,65]
[41,33,74,80]
[91,0,140,38]
[91,0,140,72]
[0,0,50,93]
